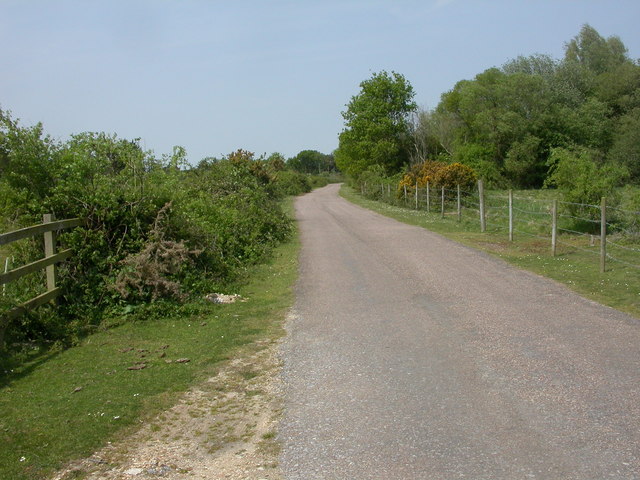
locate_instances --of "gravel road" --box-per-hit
[279,184,640,480]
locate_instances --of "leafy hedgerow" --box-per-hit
[0,111,292,356]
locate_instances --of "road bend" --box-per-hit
[279,184,640,480]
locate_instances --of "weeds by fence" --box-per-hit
[363,180,640,274]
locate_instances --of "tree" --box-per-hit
[437,68,553,187]
[545,147,627,218]
[287,150,334,174]
[608,108,640,180]
[335,71,417,178]
[565,24,628,75]
[409,108,459,163]
[502,54,558,78]
[0,109,58,203]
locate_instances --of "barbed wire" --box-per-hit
[558,227,593,237]
[557,213,601,224]
[557,200,602,209]
[607,241,640,254]
[556,239,600,256]
[512,206,549,216]
[606,205,640,216]
[359,184,640,273]
[605,253,640,270]
[611,226,640,238]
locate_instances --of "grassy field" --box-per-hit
[341,186,640,319]
[0,202,300,480]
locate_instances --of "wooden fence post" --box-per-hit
[478,179,486,232]
[457,184,461,222]
[404,184,407,203]
[551,199,557,257]
[43,214,57,291]
[2,257,9,297]
[508,189,513,242]
[441,186,445,219]
[415,182,419,209]
[601,197,607,273]
[426,182,430,213]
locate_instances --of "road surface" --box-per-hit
[279,184,640,479]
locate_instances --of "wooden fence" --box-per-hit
[0,215,82,344]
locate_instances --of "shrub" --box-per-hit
[398,160,477,196]
[544,147,628,218]
[111,203,201,302]
[274,170,312,196]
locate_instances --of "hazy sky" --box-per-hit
[2,0,639,164]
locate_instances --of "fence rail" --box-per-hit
[364,179,640,274]
[0,215,82,344]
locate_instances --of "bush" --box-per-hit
[398,160,477,196]
[544,147,628,218]
[0,116,293,353]
[453,143,504,187]
[308,174,330,189]
[274,170,312,195]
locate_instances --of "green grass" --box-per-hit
[0,201,300,480]
[341,186,640,318]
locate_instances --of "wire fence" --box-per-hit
[361,180,640,273]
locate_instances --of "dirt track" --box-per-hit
[280,184,640,479]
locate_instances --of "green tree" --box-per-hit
[595,61,640,116]
[608,108,640,180]
[545,147,627,217]
[565,24,628,75]
[288,149,334,173]
[0,109,58,207]
[502,53,558,77]
[335,71,417,178]
[438,68,552,186]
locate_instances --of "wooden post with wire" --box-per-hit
[551,199,558,256]
[508,189,514,242]
[426,182,430,213]
[601,197,607,273]
[478,179,486,232]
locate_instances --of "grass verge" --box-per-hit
[341,186,640,318]
[0,200,300,480]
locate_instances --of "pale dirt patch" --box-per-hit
[52,339,283,480]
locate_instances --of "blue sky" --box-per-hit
[2,0,639,164]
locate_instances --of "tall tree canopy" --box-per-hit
[335,71,417,178]
[420,24,639,188]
